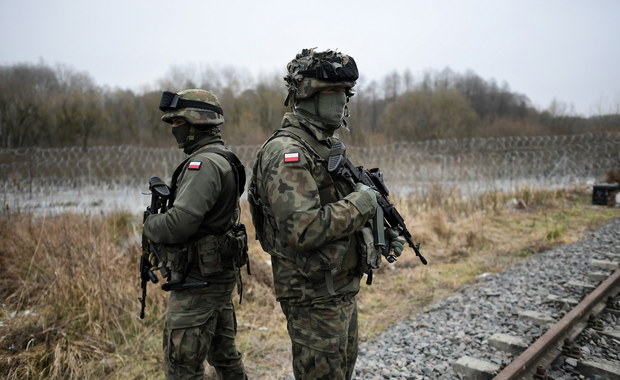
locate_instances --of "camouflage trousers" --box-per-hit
[163,287,246,380]
[281,296,358,380]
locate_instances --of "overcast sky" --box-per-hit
[2,0,619,116]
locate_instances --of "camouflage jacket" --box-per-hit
[248,112,377,303]
[144,134,240,288]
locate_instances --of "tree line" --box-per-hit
[1,61,618,149]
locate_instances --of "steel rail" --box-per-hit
[494,267,620,379]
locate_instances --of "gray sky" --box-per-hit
[2,0,619,116]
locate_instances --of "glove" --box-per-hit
[384,228,405,258]
[354,182,379,211]
[148,251,159,268]
[143,207,152,223]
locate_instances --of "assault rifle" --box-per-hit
[327,142,427,265]
[140,176,211,319]
[139,176,171,319]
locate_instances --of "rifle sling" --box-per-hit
[275,126,332,161]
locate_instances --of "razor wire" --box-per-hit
[1,132,619,203]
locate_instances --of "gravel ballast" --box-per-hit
[354,217,620,379]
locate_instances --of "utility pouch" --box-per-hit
[248,180,277,253]
[295,239,349,294]
[358,225,382,276]
[258,208,279,253]
[191,235,223,276]
[162,245,189,274]
[221,222,249,268]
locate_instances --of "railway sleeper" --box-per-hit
[591,259,620,271]
[452,355,500,380]
[567,280,597,291]
[590,270,614,282]
[489,333,529,356]
[545,294,579,309]
[561,357,620,379]
[518,310,556,325]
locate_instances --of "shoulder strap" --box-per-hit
[275,126,332,160]
[170,146,246,198]
[274,126,348,206]
[211,149,246,197]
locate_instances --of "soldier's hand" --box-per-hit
[143,207,152,223]
[148,252,159,268]
[141,233,150,254]
[384,228,405,258]
[354,182,379,210]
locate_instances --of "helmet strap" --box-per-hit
[188,125,196,142]
[284,90,295,107]
[314,96,321,117]
[342,96,351,131]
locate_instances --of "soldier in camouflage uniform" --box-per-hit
[248,49,404,379]
[143,89,247,380]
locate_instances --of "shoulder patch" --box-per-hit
[187,161,202,170]
[284,152,300,163]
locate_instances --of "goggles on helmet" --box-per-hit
[159,91,224,116]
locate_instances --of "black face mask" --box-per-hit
[171,124,191,148]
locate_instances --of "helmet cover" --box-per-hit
[284,48,359,105]
[160,89,224,126]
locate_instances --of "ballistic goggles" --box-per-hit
[159,91,224,115]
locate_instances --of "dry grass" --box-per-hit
[0,185,618,379]
[0,212,168,379]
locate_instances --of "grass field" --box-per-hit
[0,185,618,379]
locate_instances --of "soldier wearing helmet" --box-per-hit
[143,89,248,379]
[248,49,403,379]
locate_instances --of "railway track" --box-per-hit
[454,264,620,380]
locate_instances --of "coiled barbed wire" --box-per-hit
[1,132,618,198]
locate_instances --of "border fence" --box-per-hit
[1,132,618,214]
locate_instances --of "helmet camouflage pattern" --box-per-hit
[284,48,359,106]
[159,89,225,126]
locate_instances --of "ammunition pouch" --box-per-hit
[222,223,249,269]
[191,234,224,276]
[189,223,249,277]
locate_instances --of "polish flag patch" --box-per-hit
[188,161,202,170]
[284,152,300,163]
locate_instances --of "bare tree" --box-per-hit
[0,62,59,147]
[52,66,105,148]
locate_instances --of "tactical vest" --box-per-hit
[163,145,250,297]
[249,124,372,296]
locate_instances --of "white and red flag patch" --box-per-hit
[284,152,300,163]
[188,161,202,170]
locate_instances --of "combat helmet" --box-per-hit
[159,89,224,126]
[284,48,359,106]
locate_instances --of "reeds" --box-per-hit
[0,185,618,379]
